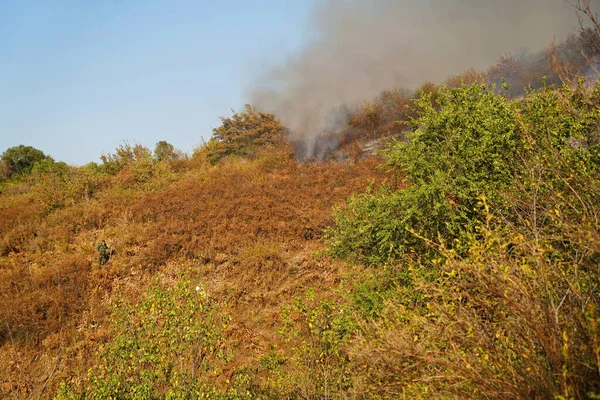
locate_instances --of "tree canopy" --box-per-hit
[154,141,183,162]
[206,104,289,164]
[1,145,51,179]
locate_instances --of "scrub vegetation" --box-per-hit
[1,17,600,400]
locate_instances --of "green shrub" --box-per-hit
[58,278,234,399]
[99,142,153,175]
[325,187,410,266]
[328,81,600,267]
[348,266,415,321]
[154,140,185,163]
[1,145,51,179]
[326,80,600,397]
[270,293,355,398]
[350,210,600,398]
[328,83,526,266]
[207,105,289,164]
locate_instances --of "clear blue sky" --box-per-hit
[0,0,317,165]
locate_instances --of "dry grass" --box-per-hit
[0,153,385,398]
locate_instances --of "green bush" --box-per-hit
[350,209,600,398]
[206,105,289,164]
[58,278,236,399]
[325,80,600,397]
[327,83,525,266]
[154,140,185,163]
[257,291,356,398]
[99,142,152,175]
[1,145,51,179]
[325,187,411,266]
[327,81,600,267]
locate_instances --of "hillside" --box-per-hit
[1,24,600,399]
[0,148,387,398]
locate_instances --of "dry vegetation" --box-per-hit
[0,143,385,398]
[2,11,600,399]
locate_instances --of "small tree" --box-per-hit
[0,145,50,178]
[207,104,288,164]
[58,279,234,399]
[154,140,183,162]
[99,142,152,175]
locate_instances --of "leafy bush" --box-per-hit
[99,142,153,175]
[269,293,355,399]
[58,278,237,399]
[205,105,289,164]
[154,140,185,163]
[325,80,600,397]
[326,187,410,266]
[350,207,600,398]
[64,162,107,202]
[0,145,53,179]
[327,83,526,266]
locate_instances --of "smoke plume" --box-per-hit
[250,0,583,158]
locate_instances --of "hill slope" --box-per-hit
[2,76,600,399]
[0,154,385,398]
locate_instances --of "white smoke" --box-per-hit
[250,0,581,158]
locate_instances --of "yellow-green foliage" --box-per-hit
[262,291,355,399]
[322,81,600,398]
[0,145,51,179]
[57,277,242,399]
[205,104,290,164]
[328,81,600,267]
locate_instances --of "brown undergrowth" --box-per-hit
[0,152,385,398]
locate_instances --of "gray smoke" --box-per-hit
[250,0,583,158]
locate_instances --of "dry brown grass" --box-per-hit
[0,153,385,398]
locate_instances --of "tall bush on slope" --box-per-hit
[325,81,600,397]
[326,83,525,266]
[327,82,600,267]
[201,104,290,164]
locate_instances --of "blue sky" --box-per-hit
[0,0,317,165]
